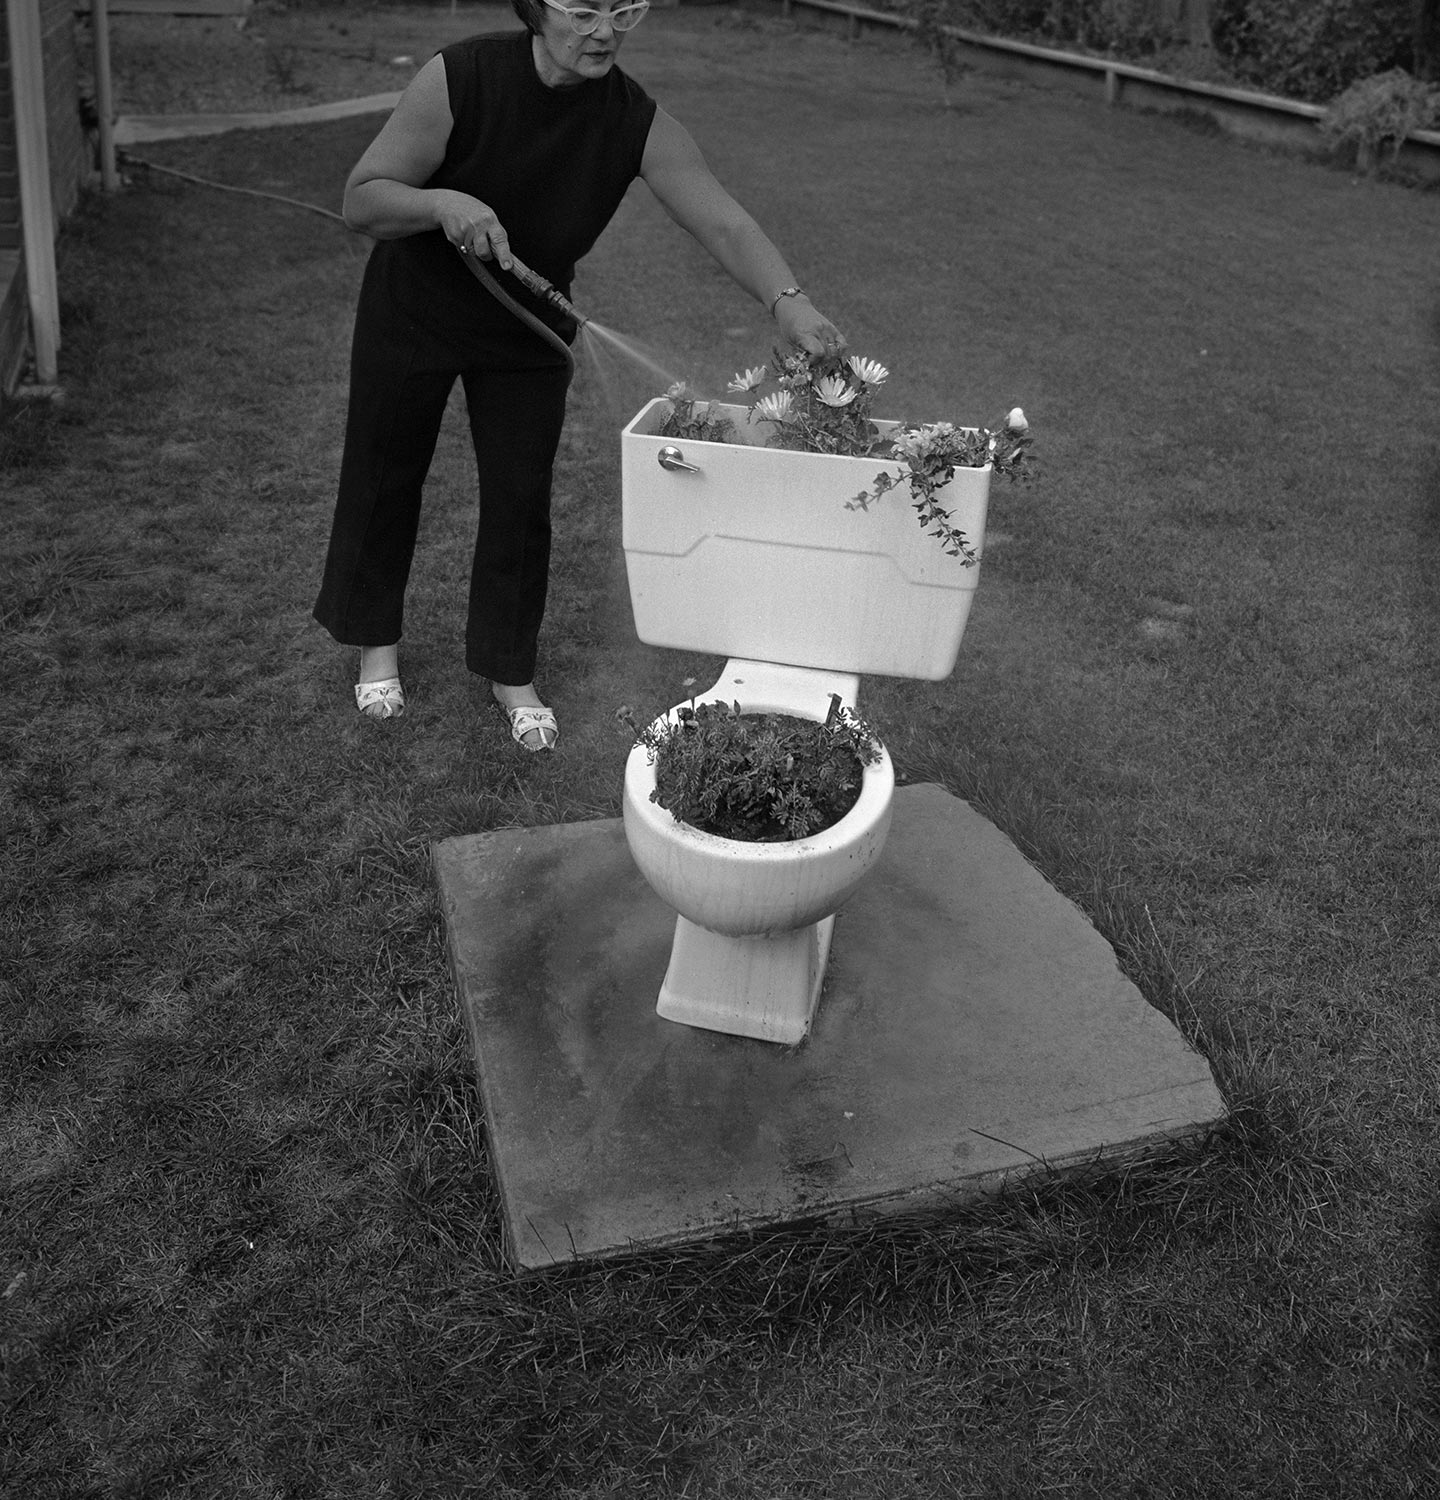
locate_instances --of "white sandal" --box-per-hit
[355,677,405,719]
[497,701,558,752]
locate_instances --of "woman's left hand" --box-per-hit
[775,295,847,359]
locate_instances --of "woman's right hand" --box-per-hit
[774,294,846,360]
[434,191,513,271]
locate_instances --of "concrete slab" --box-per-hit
[434,785,1225,1271]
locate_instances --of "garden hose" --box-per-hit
[119,150,582,376]
[454,249,581,377]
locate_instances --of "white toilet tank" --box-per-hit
[620,398,990,681]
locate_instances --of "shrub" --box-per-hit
[934,1,1174,59]
[1319,67,1439,168]
[886,0,1429,103]
[1210,0,1417,104]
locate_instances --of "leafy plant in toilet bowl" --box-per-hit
[617,687,882,844]
[618,666,897,1043]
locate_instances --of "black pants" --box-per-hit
[313,269,571,686]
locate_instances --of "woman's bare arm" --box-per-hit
[639,107,844,355]
[343,55,513,267]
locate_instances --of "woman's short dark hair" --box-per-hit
[511,0,547,33]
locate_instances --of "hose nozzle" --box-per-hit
[455,246,585,376]
[504,255,590,328]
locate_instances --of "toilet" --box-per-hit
[619,398,991,1044]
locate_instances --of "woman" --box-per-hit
[313,0,846,749]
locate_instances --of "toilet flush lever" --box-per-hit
[657,445,700,474]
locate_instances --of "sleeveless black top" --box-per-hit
[366,31,657,360]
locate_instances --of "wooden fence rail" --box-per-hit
[777,0,1440,183]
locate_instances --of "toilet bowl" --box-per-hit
[620,396,990,1044]
[623,659,894,1044]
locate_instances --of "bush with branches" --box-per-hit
[1210,0,1422,103]
[1319,67,1439,169]
[887,0,1438,103]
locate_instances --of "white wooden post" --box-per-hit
[5,0,60,385]
[92,0,119,192]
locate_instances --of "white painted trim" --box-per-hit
[5,0,60,384]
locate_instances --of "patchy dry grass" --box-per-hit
[4,4,1440,1495]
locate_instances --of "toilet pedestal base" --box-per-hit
[657,914,836,1046]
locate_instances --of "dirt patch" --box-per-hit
[94,2,516,116]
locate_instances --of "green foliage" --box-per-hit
[901,0,972,105]
[620,693,883,842]
[907,0,1427,102]
[941,0,1173,58]
[664,353,1034,561]
[656,385,735,443]
[733,348,892,457]
[1210,0,1419,102]
[849,409,1033,562]
[1320,68,1439,167]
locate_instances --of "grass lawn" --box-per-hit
[4,3,1439,1494]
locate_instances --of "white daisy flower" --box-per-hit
[754,391,794,423]
[847,356,889,387]
[726,365,767,393]
[814,375,857,408]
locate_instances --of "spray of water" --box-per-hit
[489,254,702,421]
[574,320,689,426]
[465,251,683,410]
